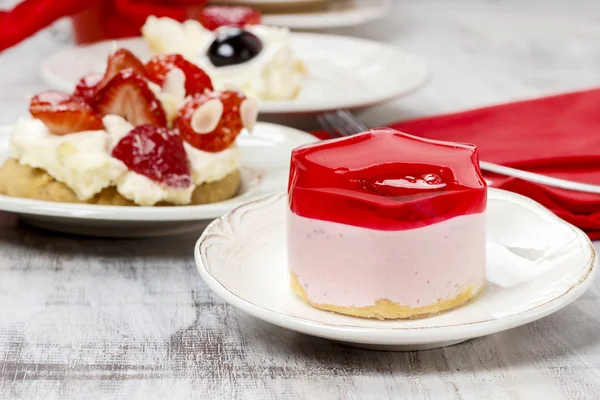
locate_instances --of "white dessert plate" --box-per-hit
[261,0,393,30]
[40,33,430,114]
[195,189,597,351]
[210,0,325,4]
[208,0,390,30]
[0,123,317,238]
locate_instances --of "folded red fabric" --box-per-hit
[0,0,208,52]
[316,89,600,239]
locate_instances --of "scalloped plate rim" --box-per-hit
[194,189,597,345]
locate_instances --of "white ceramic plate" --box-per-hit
[40,33,430,114]
[208,0,390,29]
[0,123,317,237]
[261,0,393,29]
[195,189,597,351]
[210,0,323,4]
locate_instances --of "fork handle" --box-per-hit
[480,161,600,194]
[319,110,600,195]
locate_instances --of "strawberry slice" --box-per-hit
[73,73,102,105]
[96,48,148,92]
[197,6,262,31]
[95,69,167,127]
[29,91,103,135]
[176,90,251,153]
[112,124,191,188]
[145,54,213,97]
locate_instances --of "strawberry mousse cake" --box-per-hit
[0,48,258,207]
[141,7,305,101]
[287,129,487,320]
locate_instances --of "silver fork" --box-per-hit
[318,110,369,137]
[318,110,600,194]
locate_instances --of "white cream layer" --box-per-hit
[10,118,127,201]
[287,211,486,308]
[10,116,240,206]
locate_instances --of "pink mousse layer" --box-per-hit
[287,211,486,308]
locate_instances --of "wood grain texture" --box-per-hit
[1,0,600,398]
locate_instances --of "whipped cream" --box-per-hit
[184,142,240,186]
[115,171,194,206]
[10,118,127,201]
[141,17,304,101]
[10,116,241,206]
[142,17,208,61]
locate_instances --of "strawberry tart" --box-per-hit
[141,7,305,101]
[0,48,258,207]
[287,129,487,320]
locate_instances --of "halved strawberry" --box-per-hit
[73,73,102,105]
[112,124,191,188]
[96,48,148,92]
[95,69,167,127]
[176,90,249,153]
[145,54,213,97]
[197,6,262,31]
[29,91,103,135]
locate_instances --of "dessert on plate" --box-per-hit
[141,6,306,101]
[287,129,487,319]
[0,48,258,207]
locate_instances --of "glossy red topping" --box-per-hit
[146,54,213,96]
[95,69,167,127]
[112,124,191,188]
[29,91,103,135]
[176,90,245,153]
[288,129,487,230]
[197,6,262,31]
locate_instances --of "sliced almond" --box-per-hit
[190,99,223,134]
[163,67,186,100]
[240,97,259,133]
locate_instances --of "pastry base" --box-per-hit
[0,159,240,206]
[290,272,484,320]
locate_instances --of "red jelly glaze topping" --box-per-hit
[288,129,487,230]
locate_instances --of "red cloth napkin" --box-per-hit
[0,0,208,52]
[316,89,600,239]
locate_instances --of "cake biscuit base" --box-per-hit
[290,271,484,320]
[0,158,240,206]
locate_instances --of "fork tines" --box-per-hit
[318,110,368,138]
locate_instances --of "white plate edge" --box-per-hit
[193,189,598,344]
[262,0,393,29]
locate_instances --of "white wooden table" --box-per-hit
[0,1,599,398]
